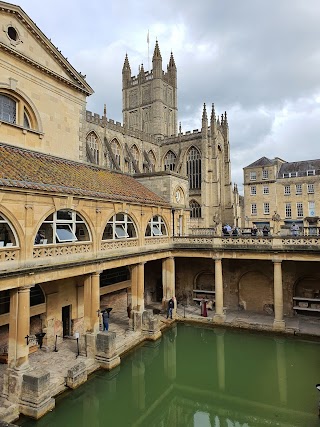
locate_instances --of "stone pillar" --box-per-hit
[91,272,101,333]
[95,332,120,370]
[130,264,138,310]
[83,274,92,333]
[8,286,31,369]
[137,262,145,312]
[273,260,285,330]
[214,258,225,323]
[142,310,161,341]
[162,257,175,310]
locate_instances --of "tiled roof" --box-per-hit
[0,143,169,206]
[245,157,280,168]
[278,159,320,177]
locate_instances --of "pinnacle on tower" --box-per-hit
[103,104,107,118]
[211,103,216,122]
[122,53,131,72]
[168,51,176,69]
[202,103,207,121]
[224,111,228,126]
[221,114,224,125]
[152,40,162,60]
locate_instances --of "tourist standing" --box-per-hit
[102,310,109,331]
[167,297,174,319]
[291,222,300,236]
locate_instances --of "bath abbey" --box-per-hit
[0,1,319,424]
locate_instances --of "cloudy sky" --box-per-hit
[16,0,320,192]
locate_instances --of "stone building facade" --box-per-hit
[243,156,320,235]
[0,2,319,423]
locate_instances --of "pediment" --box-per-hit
[0,2,93,95]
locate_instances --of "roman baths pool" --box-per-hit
[18,324,320,427]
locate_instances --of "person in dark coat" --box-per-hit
[167,297,174,319]
[102,310,109,331]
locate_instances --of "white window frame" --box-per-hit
[307,184,314,194]
[263,186,269,195]
[251,204,257,215]
[55,224,77,243]
[296,203,303,218]
[295,184,302,195]
[145,215,167,237]
[263,202,270,215]
[250,186,257,195]
[285,203,292,218]
[284,185,291,195]
[307,170,315,176]
[290,172,298,177]
[103,213,137,240]
[250,171,256,181]
[283,173,290,178]
[308,201,315,216]
[262,170,268,180]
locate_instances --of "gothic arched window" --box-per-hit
[164,150,176,171]
[148,150,156,171]
[187,147,201,189]
[131,145,140,173]
[190,200,201,218]
[102,213,137,240]
[111,139,121,168]
[86,132,99,164]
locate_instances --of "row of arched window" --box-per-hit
[0,211,168,248]
[86,132,202,189]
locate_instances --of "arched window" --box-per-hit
[30,285,45,306]
[131,145,140,173]
[187,147,201,189]
[0,213,18,247]
[111,139,121,168]
[145,215,167,237]
[190,200,201,218]
[103,213,137,240]
[0,92,38,130]
[0,94,16,123]
[164,151,176,171]
[35,210,91,245]
[148,150,156,171]
[86,132,99,164]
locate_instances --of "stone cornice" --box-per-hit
[0,2,94,95]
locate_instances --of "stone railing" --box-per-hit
[173,235,320,250]
[101,239,138,251]
[33,243,91,259]
[0,247,19,262]
[145,237,170,245]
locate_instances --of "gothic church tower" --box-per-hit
[122,41,177,139]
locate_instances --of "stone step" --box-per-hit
[0,398,19,424]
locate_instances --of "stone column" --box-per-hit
[137,262,145,312]
[162,257,175,308]
[130,264,138,311]
[8,286,31,369]
[273,260,285,330]
[83,275,92,333]
[91,272,101,333]
[214,257,225,323]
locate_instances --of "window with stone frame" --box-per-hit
[262,169,269,179]
[86,132,100,164]
[0,213,18,247]
[250,185,257,195]
[0,92,38,130]
[102,213,137,240]
[250,171,256,181]
[251,203,257,215]
[295,184,302,195]
[145,215,167,236]
[296,203,303,218]
[307,184,314,194]
[284,185,291,195]
[263,185,269,195]
[186,146,201,189]
[110,139,121,168]
[164,150,176,171]
[35,210,91,245]
[285,203,292,218]
[190,200,201,218]
[263,202,270,215]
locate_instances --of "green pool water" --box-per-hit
[19,324,320,427]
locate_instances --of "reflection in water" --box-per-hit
[19,324,320,427]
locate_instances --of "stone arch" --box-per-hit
[238,271,273,313]
[0,208,22,248]
[110,137,122,168]
[102,211,139,240]
[189,199,201,218]
[194,271,215,290]
[145,214,168,237]
[294,276,320,298]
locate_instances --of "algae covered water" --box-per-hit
[19,324,320,427]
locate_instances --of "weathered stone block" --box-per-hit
[141,310,161,341]
[130,310,142,331]
[95,332,120,371]
[66,361,87,389]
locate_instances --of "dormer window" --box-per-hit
[262,170,268,179]
[283,173,290,178]
[307,170,315,176]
